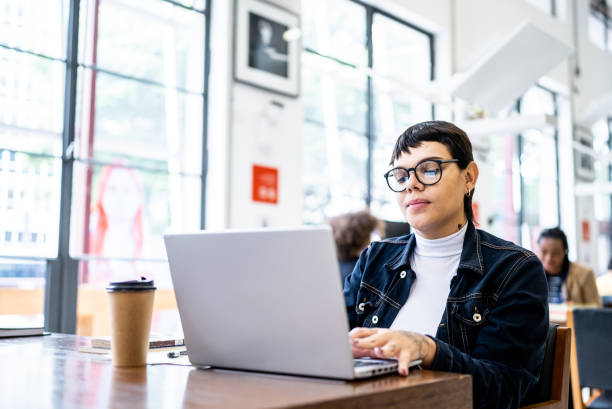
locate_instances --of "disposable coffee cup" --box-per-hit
[106,277,156,367]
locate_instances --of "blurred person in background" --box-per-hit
[536,227,601,306]
[329,210,385,285]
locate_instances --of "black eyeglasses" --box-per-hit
[384,159,459,192]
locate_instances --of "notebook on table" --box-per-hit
[164,226,420,380]
[0,314,44,338]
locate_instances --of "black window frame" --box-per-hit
[302,0,435,219]
[0,0,212,333]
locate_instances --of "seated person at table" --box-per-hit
[536,227,601,306]
[344,121,548,409]
[329,210,384,284]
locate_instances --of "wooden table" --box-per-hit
[0,334,472,409]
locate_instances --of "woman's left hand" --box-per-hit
[349,328,437,375]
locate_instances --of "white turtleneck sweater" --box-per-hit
[390,223,467,336]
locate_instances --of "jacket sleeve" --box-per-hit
[343,245,370,329]
[429,254,549,409]
[581,267,602,307]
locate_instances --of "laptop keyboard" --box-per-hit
[353,358,394,367]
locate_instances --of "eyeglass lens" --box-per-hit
[386,160,442,191]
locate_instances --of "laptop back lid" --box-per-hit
[164,226,356,379]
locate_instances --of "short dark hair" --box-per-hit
[537,227,569,251]
[389,120,476,222]
[328,211,384,260]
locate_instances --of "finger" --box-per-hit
[396,349,415,376]
[352,331,391,349]
[378,342,399,358]
[352,345,378,358]
[349,327,378,339]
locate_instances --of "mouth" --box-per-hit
[406,199,431,210]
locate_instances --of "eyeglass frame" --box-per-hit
[384,158,460,192]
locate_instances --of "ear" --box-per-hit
[464,161,479,191]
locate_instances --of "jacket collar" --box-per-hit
[386,220,484,276]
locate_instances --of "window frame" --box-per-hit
[301,0,435,221]
[0,0,211,332]
[515,84,561,246]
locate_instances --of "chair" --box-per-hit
[521,324,571,409]
[572,308,612,409]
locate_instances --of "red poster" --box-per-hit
[252,165,278,204]
[582,220,590,242]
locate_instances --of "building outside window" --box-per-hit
[0,0,209,336]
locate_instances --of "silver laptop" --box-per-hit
[164,226,420,380]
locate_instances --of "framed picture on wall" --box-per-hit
[234,0,300,97]
[574,125,596,182]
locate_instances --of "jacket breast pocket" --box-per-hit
[450,296,492,352]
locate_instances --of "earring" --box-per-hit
[466,190,471,198]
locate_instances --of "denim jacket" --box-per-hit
[344,221,549,409]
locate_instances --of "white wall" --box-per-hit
[207,0,302,229]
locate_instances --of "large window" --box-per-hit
[589,0,612,52]
[301,0,434,223]
[517,85,560,249]
[593,117,612,273]
[0,0,209,335]
[473,85,560,248]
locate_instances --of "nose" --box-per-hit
[404,169,424,192]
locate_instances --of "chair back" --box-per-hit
[572,308,612,390]
[522,323,558,405]
[520,325,571,409]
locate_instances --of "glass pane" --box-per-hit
[77,260,181,337]
[476,132,520,244]
[593,119,611,222]
[0,0,69,60]
[0,151,61,258]
[521,129,559,248]
[302,122,367,223]
[70,160,201,259]
[78,0,205,93]
[373,79,432,143]
[302,53,367,135]
[370,143,404,222]
[521,86,555,116]
[75,68,203,174]
[372,13,431,83]
[0,258,46,318]
[302,0,366,66]
[589,13,607,50]
[0,48,65,156]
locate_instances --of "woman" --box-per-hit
[344,121,548,409]
[537,227,601,306]
[328,210,385,284]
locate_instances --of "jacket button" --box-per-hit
[372,315,379,324]
[358,303,365,311]
[400,270,407,279]
[473,313,482,322]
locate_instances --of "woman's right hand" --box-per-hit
[349,327,436,375]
